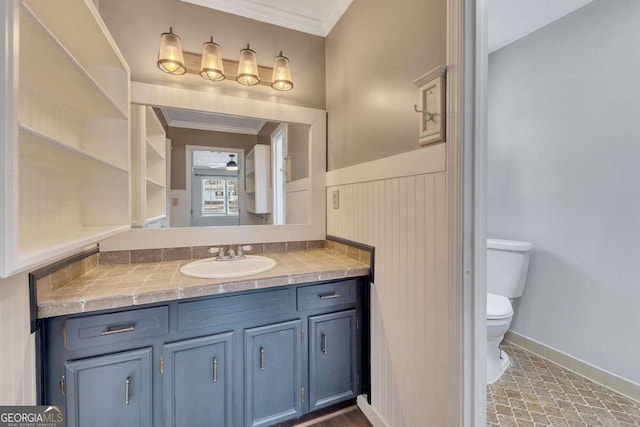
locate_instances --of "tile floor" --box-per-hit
[487,342,640,426]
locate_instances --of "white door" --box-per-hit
[190,173,240,227]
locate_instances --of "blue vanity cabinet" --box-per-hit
[308,310,358,411]
[244,320,303,427]
[162,333,233,427]
[63,348,153,427]
[41,278,367,427]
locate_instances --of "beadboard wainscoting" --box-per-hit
[326,144,450,427]
[0,273,36,404]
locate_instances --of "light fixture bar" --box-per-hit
[182,51,278,88]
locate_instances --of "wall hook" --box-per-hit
[414,105,437,122]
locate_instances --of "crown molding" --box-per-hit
[180,0,352,37]
[160,108,267,135]
[321,0,352,35]
[166,119,267,135]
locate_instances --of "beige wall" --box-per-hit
[256,122,279,146]
[287,124,309,181]
[98,0,326,109]
[325,0,446,170]
[168,127,257,190]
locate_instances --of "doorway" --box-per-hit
[185,146,244,227]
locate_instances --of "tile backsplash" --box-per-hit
[36,253,99,298]
[98,240,328,266]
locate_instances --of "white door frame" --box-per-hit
[447,0,487,425]
[185,145,245,227]
[270,123,287,225]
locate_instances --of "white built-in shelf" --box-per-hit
[0,0,131,277]
[18,225,130,272]
[146,138,165,160]
[20,4,127,119]
[146,177,166,189]
[131,105,168,227]
[19,124,128,172]
[245,145,271,214]
[21,0,129,114]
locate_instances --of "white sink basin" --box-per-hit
[180,255,277,279]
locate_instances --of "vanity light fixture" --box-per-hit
[226,154,238,171]
[271,51,293,91]
[157,27,186,75]
[199,37,225,81]
[155,29,293,90]
[236,44,260,86]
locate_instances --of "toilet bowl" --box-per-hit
[486,238,532,384]
[486,293,513,384]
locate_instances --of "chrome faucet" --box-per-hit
[208,245,252,261]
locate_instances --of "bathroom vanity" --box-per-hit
[36,246,371,427]
[42,278,366,427]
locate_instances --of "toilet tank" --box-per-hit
[487,239,532,299]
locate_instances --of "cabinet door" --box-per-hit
[309,310,358,411]
[245,320,303,427]
[162,333,233,427]
[64,348,152,427]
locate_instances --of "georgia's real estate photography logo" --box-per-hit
[0,406,63,427]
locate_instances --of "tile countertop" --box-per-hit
[37,249,370,319]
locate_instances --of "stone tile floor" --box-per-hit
[487,342,640,426]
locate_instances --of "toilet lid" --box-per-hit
[487,293,513,319]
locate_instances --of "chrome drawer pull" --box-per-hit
[125,377,131,406]
[260,347,265,371]
[101,325,135,336]
[213,357,218,383]
[319,293,340,300]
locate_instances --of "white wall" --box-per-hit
[488,0,640,384]
[0,274,36,404]
[327,145,451,426]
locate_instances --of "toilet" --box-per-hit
[486,238,532,384]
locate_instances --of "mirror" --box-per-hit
[135,105,311,228]
[100,82,326,252]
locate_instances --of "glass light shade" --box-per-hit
[200,38,225,81]
[236,45,260,86]
[226,154,238,171]
[157,28,186,75]
[271,52,293,91]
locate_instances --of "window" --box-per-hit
[201,177,239,216]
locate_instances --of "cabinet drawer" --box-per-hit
[178,289,292,332]
[297,280,357,311]
[64,306,169,351]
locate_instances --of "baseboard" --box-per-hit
[505,330,640,403]
[357,394,389,427]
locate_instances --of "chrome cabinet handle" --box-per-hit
[260,347,265,371]
[213,357,218,383]
[322,333,328,355]
[125,377,131,406]
[101,325,135,336]
[319,293,340,300]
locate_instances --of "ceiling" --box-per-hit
[179,0,353,37]
[160,108,267,134]
[192,150,238,169]
[488,0,595,53]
